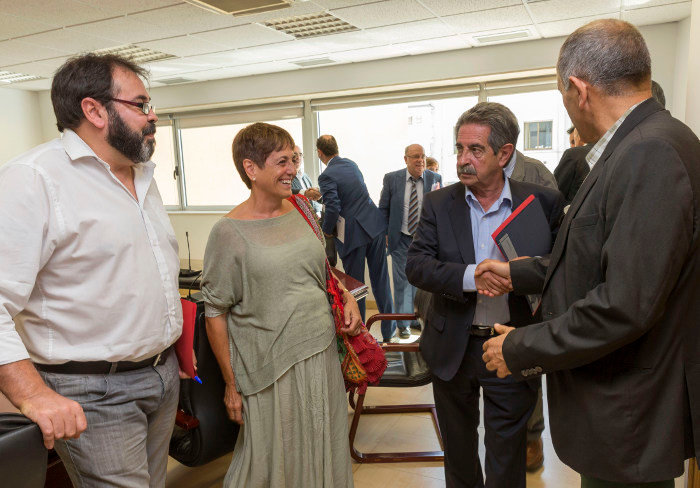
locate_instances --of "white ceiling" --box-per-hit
[0,0,692,91]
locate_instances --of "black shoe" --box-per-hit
[410,321,422,331]
[399,328,411,339]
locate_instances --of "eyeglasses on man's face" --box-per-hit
[110,98,155,115]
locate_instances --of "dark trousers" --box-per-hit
[580,475,674,488]
[432,336,537,488]
[341,232,395,341]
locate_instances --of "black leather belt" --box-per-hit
[34,347,170,375]
[470,325,495,337]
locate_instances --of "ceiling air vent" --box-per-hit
[93,45,176,64]
[0,70,43,84]
[265,12,358,39]
[472,29,532,45]
[156,77,196,85]
[185,0,294,15]
[291,57,336,67]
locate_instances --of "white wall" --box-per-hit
[684,0,700,135]
[0,87,44,165]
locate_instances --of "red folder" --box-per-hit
[176,298,199,381]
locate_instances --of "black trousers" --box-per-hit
[432,336,538,488]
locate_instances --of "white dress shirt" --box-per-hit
[401,171,424,235]
[0,130,182,365]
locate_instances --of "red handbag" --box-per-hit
[288,195,387,394]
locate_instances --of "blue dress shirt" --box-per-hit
[462,177,512,326]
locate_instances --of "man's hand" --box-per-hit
[482,323,514,378]
[223,383,244,425]
[475,259,512,297]
[20,387,87,449]
[340,291,362,336]
[304,188,322,201]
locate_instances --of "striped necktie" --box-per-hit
[407,176,419,235]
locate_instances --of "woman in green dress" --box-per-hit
[202,122,360,487]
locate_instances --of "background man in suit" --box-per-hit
[291,145,322,214]
[554,142,591,204]
[481,19,699,487]
[379,144,442,339]
[504,146,557,191]
[406,103,564,488]
[317,135,396,341]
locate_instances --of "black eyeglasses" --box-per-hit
[110,98,155,115]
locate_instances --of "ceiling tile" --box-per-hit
[622,2,691,24]
[182,61,298,80]
[84,0,184,16]
[307,0,379,9]
[193,24,295,49]
[129,3,247,35]
[300,30,383,52]
[20,29,117,53]
[234,2,327,24]
[526,0,621,24]
[222,40,327,64]
[364,18,457,44]
[0,40,70,64]
[1,0,111,27]
[331,0,434,29]
[179,50,254,68]
[138,35,227,57]
[0,14,58,40]
[622,0,687,8]
[418,0,520,17]
[442,5,531,34]
[537,13,619,38]
[143,57,220,79]
[3,56,70,78]
[66,16,163,44]
[392,34,470,54]
[330,44,410,62]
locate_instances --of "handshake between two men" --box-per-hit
[475,258,524,379]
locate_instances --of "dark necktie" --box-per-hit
[407,177,419,235]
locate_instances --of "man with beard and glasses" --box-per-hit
[0,53,182,487]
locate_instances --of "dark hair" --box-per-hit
[232,122,295,189]
[51,53,148,132]
[567,125,575,135]
[316,135,339,157]
[557,19,651,96]
[651,80,666,107]
[454,102,519,155]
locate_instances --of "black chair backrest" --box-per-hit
[170,294,240,467]
[0,413,47,487]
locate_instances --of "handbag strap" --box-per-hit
[287,195,346,334]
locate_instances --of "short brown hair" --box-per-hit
[426,157,439,170]
[316,135,338,157]
[232,123,295,189]
[51,53,148,132]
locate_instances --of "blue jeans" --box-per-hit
[40,349,180,487]
[390,233,417,331]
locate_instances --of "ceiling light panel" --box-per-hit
[0,70,43,84]
[264,12,359,39]
[92,45,176,64]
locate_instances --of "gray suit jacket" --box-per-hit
[378,168,442,253]
[511,151,557,190]
[505,99,700,482]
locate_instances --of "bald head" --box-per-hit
[316,135,338,159]
[404,144,426,179]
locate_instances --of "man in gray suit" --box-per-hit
[379,144,442,338]
[481,19,699,487]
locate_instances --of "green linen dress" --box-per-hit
[202,210,353,488]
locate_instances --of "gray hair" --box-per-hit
[557,19,651,96]
[454,102,519,154]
